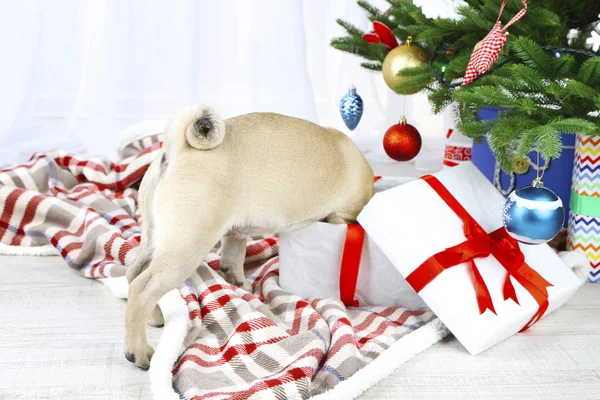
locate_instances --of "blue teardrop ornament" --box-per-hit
[340,86,364,131]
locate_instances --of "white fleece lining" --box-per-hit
[149,289,190,400]
[311,319,449,400]
[0,243,59,256]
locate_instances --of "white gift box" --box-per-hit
[279,222,429,310]
[358,162,583,355]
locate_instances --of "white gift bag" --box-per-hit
[279,222,429,310]
[358,162,583,355]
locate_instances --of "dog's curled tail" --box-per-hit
[167,105,226,153]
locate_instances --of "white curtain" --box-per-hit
[0,0,455,167]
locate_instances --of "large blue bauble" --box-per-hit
[502,185,564,245]
[340,86,363,131]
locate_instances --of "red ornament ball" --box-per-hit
[383,118,422,161]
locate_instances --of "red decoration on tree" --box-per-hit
[383,116,422,161]
[462,0,527,86]
[363,21,399,49]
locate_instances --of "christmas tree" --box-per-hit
[332,0,600,172]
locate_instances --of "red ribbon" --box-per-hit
[406,175,553,331]
[339,224,365,307]
[338,176,382,306]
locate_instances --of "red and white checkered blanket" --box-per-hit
[0,132,446,399]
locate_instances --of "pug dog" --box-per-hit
[124,105,375,369]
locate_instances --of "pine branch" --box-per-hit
[517,124,544,156]
[536,125,562,159]
[357,0,384,21]
[507,64,544,91]
[453,86,515,107]
[393,72,436,94]
[551,53,575,78]
[416,26,458,42]
[511,37,555,76]
[361,61,383,71]
[548,118,598,135]
[330,37,362,54]
[336,19,365,37]
[525,8,561,28]
[565,80,597,101]
[487,130,516,172]
[578,57,600,86]
[456,6,494,30]
[427,86,454,114]
[396,64,431,76]
[457,119,496,138]
[514,98,538,115]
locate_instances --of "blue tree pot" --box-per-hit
[473,107,575,223]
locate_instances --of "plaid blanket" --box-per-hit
[0,132,445,399]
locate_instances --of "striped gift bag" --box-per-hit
[443,128,473,168]
[567,134,600,282]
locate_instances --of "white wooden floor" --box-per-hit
[0,255,598,400]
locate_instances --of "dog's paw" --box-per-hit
[124,343,155,370]
[216,269,228,281]
[236,279,253,293]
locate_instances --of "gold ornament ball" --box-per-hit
[382,36,429,94]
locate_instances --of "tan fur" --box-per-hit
[124,105,374,369]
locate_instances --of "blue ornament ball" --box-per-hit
[502,184,564,245]
[340,86,363,131]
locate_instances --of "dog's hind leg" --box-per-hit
[126,244,152,284]
[126,152,168,327]
[326,212,351,224]
[126,248,165,328]
[126,207,164,327]
[124,212,227,369]
[220,234,252,292]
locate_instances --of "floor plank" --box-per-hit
[0,256,160,400]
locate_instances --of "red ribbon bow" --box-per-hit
[406,175,553,331]
[363,21,399,49]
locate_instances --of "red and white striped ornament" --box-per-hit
[462,0,527,86]
[443,128,473,168]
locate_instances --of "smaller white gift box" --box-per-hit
[279,222,429,310]
[358,162,583,355]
